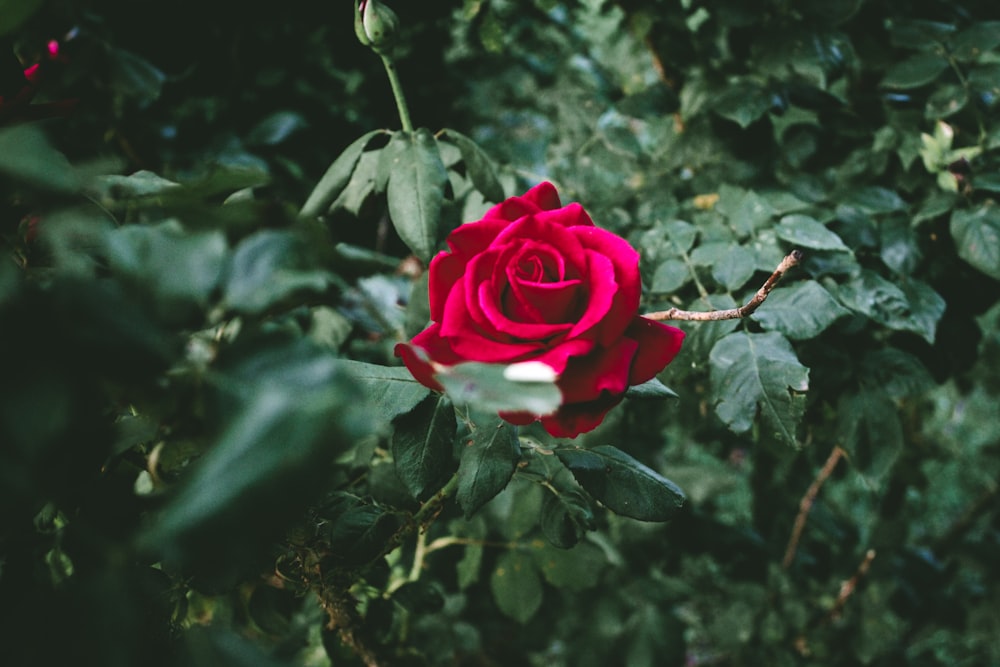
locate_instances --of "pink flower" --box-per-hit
[396,182,684,438]
[1,39,76,126]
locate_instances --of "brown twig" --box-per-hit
[644,250,803,322]
[782,445,845,569]
[793,549,877,657]
[830,549,877,620]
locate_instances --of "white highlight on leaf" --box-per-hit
[503,361,558,383]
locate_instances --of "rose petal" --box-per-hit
[446,218,509,257]
[427,251,464,323]
[533,203,595,229]
[538,394,624,438]
[479,280,573,340]
[497,410,543,426]
[625,317,686,385]
[573,226,641,344]
[557,338,638,404]
[505,278,583,324]
[566,250,618,340]
[394,323,464,391]
[439,273,549,363]
[482,181,561,222]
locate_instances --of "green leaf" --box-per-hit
[717,187,776,237]
[950,203,1000,280]
[319,494,403,567]
[0,126,80,192]
[862,349,935,400]
[441,128,505,202]
[837,270,945,343]
[539,489,595,549]
[375,130,408,193]
[136,340,371,579]
[391,395,457,501]
[887,19,956,50]
[751,280,850,339]
[714,81,773,128]
[840,186,907,214]
[880,53,948,89]
[385,128,449,262]
[456,419,521,518]
[665,219,698,253]
[555,445,686,521]
[950,22,1000,61]
[899,279,946,345]
[913,190,958,226]
[625,377,679,400]
[0,0,42,34]
[709,331,809,447]
[456,541,483,590]
[490,550,543,624]
[925,84,968,119]
[972,172,1000,195]
[99,170,180,198]
[776,214,850,251]
[104,221,228,324]
[434,361,562,416]
[651,258,690,293]
[836,389,903,483]
[333,148,381,215]
[689,241,734,266]
[300,129,383,218]
[880,217,922,275]
[711,244,757,291]
[338,360,431,422]
[108,48,165,104]
[532,540,606,590]
[221,230,331,315]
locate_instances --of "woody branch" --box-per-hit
[645,249,803,322]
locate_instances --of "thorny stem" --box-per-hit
[378,473,460,562]
[319,586,383,667]
[645,250,803,322]
[381,54,413,133]
[316,474,460,664]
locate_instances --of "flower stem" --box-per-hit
[380,54,413,132]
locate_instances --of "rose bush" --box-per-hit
[396,182,684,438]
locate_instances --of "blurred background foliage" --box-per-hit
[3,0,1000,665]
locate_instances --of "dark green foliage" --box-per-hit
[3,0,1000,666]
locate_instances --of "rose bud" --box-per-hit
[396,182,685,438]
[357,0,400,55]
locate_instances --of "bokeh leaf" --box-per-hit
[433,361,562,416]
[490,549,543,624]
[221,230,331,314]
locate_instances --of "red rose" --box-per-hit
[395,182,684,438]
